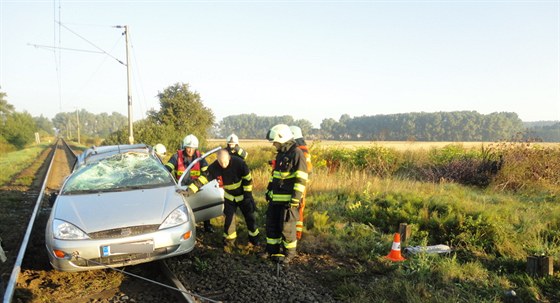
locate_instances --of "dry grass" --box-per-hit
[208,139,560,151]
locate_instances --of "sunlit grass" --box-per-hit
[0,143,50,186]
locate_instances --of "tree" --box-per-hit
[3,111,36,149]
[34,115,54,136]
[148,83,215,142]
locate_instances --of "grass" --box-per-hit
[241,143,560,302]
[0,143,51,186]
[4,140,559,302]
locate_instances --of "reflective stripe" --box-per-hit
[188,183,198,193]
[272,194,292,202]
[166,163,175,170]
[198,176,208,185]
[223,180,242,191]
[224,192,244,202]
[272,170,308,181]
[295,170,308,180]
[242,173,252,181]
[248,228,259,237]
[283,240,297,249]
[224,231,237,240]
[293,183,306,193]
[267,237,282,245]
[296,221,303,232]
[271,253,285,258]
[243,185,252,192]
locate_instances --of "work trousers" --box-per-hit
[223,198,257,239]
[266,203,298,255]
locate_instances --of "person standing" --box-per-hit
[153,143,167,162]
[289,126,313,241]
[264,124,308,264]
[225,133,248,161]
[165,134,213,233]
[187,148,259,252]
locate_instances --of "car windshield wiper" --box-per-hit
[62,189,108,195]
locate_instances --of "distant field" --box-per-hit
[208,139,560,151]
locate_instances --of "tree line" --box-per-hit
[1,83,558,153]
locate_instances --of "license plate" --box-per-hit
[100,240,154,256]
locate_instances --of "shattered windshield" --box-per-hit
[62,152,175,194]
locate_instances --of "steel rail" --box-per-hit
[2,139,61,303]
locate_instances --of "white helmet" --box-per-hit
[154,143,167,156]
[266,124,293,144]
[289,125,303,139]
[182,134,199,149]
[226,133,239,145]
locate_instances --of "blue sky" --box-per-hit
[1,0,558,128]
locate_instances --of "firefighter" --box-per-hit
[289,126,312,241]
[165,134,214,233]
[225,133,248,160]
[154,143,167,162]
[264,124,308,264]
[186,148,259,252]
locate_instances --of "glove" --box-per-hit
[176,186,192,197]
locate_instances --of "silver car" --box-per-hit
[45,144,223,272]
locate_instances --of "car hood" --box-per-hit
[54,186,184,233]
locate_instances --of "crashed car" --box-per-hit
[45,144,223,272]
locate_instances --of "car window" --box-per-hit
[62,152,175,194]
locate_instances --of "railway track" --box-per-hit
[1,139,198,303]
[1,139,341,303]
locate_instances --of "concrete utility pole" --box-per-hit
[124,25,133,144]
[76,109,80,144]
[115,24,134,144]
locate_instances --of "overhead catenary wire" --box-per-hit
[56,21,126,66]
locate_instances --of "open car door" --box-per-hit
[178,147,224,223]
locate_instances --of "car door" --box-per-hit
[184,179,224,223]
[179,147,224,223]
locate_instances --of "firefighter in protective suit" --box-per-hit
[265,124,308,264]
[289,126,312,240]
[187,148,259,252]
[154,143,167,162]
[165,134,213,233]
[225,133,248,160]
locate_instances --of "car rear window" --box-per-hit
[62,152,175,194]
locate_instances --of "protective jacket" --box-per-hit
[165,149,208,182]
[226,145,248,161]
[188,156,252,201]
[266,142,308,207]
[188,156,258,242]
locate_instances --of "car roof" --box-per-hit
[74,144,151,171]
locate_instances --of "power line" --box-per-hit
[56,21,126,66]
[29,43,105,54]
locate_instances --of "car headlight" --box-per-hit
[159,205,189,229]
[53,219,90,240]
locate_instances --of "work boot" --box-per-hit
[248,235,260,247]
[223,239,235,254]
[283,249,296,264]
[258,251,270,260]
[203,220,214,233]
[270,254,285,264]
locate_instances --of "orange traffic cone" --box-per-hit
[386,233,406,262]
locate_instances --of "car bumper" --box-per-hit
[46,222,196,272]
